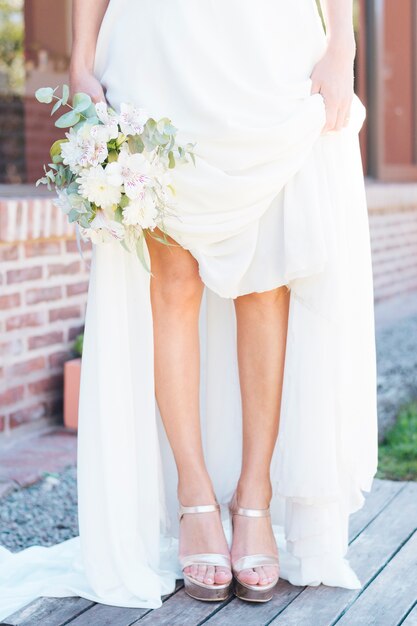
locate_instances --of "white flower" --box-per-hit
[92,102,119,142]
[106,149,151,200]
[90,209,125,240]
[122,191,158,230]
[118,102,149,136]
[62,125,108,172]
[60,130,84,173]
[76,166,122,209]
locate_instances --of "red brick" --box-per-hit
[65,238,91,254]
[28,331,64,350]
[28,374,63,395]
[26,285,62,305]
[49,305,81,322]
[6,311,45,331]
[68,325,84,341]
[48,351,70,369]
[0,293,20,309]
[0,385,24,406]
[0,338,23,357]
[7,266,42,284]
[0,244,19,262]
[48,350,72,369]
[25,240,61,257]
[10,356,46,377]
[9,402,47,428]
[47,261,81,277]
[66,281,89,297]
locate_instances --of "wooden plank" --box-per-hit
[67,581,183,626]
[348,479,406,541]
[1,597,94,626]
[130,587,233,625]
[200,579,303,626]
[403,602,417,625]
[205,479,405,625]
[336,531,417,625]
[267,482,417,625]
[67,603,150,626]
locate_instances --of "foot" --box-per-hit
[179,489,232,587]
[230,485,279,587]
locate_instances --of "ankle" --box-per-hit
[178,474,217,506]
[236,477,273,509]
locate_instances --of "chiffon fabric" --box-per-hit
[0,0,378,617]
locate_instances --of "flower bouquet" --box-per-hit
[35,85,195,270]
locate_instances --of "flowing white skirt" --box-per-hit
[0,0,378,617]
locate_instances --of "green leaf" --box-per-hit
[62,84,70,105]
[119,194,129,209]
[55,110,81,128]
[51,99,62,116]
[35,87,54,103]
[168,151,176,169]
[107,150,118,163]
[68,208,80,223]
[128,135,144,154]
[50,139,66,161]
[72,92,92,113]
[136,233,151,273]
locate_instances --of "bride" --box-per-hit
[0,0,378,615]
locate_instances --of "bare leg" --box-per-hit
[232,286,290,586]
[146,230,231,586]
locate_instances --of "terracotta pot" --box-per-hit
[64,357,81,430]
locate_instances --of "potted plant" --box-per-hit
[63,332,83,430]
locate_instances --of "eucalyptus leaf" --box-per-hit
[35,87,54,103]
[72,92,92,113]
[55,110,81,128]
[62,84,69,105]
[51,99,62,116]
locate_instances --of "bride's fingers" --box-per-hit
[322,97,338,133]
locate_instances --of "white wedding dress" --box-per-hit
[0,0,378,617]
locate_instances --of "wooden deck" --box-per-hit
[2,478,417,626]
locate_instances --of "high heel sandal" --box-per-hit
[178,502,233,602]
[229,493,280,603]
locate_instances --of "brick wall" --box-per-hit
[1,183,417,438]
[367,182,417,301]
[0,197,91,436]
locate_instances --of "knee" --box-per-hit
[151,262,203,307]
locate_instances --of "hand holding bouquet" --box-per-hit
[35,85,195,270]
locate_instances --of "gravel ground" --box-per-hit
[376,313,417,440]
[0,466,78,552]
[0,314,416,552]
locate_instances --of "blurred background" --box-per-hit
[0,0,416,518]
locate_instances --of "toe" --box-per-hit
[190,564,198,580]
[238,568,259,586]
[183,565,192,577]
[264,565,279,583]
[197,564,207,582]
[214,566,232,585]
[255,566,269,586]
[204,565,215,585]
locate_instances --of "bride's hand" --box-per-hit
[310,37,356,133]
[69,66,106,103]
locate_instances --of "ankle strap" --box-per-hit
[231,504,270,518]
[178,503,220,521]
[229,494,270,518]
